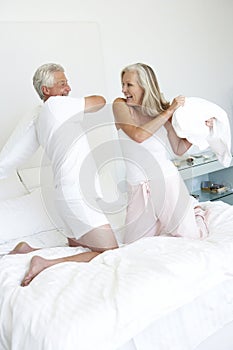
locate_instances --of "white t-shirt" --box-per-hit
[35,96,92,188]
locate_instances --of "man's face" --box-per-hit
[42,71,71,101]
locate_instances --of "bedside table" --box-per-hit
[173,152,233,205]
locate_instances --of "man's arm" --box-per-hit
[84,95,106,113]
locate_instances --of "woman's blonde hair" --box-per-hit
[121,63,170,117]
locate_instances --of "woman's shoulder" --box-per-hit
[113,97,126,104]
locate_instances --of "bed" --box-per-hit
[1,168,233,350]
[1,19,233,350]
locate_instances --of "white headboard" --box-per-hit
[0,21,106,159]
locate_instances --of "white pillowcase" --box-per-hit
[18,165,53,192]
[0,230,67,254]
[0,105,41,179]
[172,97,232,167]
[0,172,28,201]
[0,188,59,244]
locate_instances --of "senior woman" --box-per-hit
[113,63,212,243]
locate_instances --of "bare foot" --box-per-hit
[21,255,52,287]
[9,242,38,255]
[194,206,209,238]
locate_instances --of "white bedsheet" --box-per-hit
[0,201,233,350]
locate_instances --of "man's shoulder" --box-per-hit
[42,96,85,120]
[46,96,83,105]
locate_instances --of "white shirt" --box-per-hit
[35,96,92,187]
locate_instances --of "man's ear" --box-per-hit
[41,85,50,98]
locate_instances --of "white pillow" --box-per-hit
[0,172,28,200]
[0,105,41,179]
[173,97,226,145]
[18,165,53,192]
[0,230,67,254]
[0,188,59,243]
[172,97,232,167]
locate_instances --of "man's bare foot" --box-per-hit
[21,250,101,286]
[9,242,38,255]
[21,255,52,287]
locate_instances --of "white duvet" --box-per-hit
[1,201,233,350]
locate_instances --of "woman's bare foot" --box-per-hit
[21,255,52,287]
[194,206,209,238]
[9,242,38,255]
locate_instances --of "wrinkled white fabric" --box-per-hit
[172,97,232,167]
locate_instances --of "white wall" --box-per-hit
[1,0,233,149]
[0,21,106,149]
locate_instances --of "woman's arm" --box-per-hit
[164,120,192,156]
[165,116,216,156]
[113,96,185,144]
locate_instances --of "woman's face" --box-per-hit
[122,71,144,107]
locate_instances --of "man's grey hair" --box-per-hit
[33,63,65,100]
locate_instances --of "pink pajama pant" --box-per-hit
[124,175,208,244]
